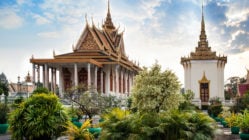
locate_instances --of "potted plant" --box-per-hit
[237,110,249,140]
[0,103,10,134]
[225,113,240,134]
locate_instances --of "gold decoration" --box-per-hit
[80,33,99,50]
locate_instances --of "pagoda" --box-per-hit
[181,4,227,105]
[30,1,140,97]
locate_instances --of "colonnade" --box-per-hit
[32,63,135,97]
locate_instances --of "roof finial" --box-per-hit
[85,13,89,25]
[201,0,205,38]
[202,0,204,18]
[108,0,110,15]
[198,0,208,48]
[102,0,115,30]
[53,50,55,57]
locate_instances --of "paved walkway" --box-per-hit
[214,123,240,140]
[0,134,10,140]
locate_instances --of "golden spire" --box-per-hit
[198,0,208,48]
[102,0,115,30]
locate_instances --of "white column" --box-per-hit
[43,65,45,87]
[127,72,130,95]
[188,63,191,90]
[87,63,91,87]
[121,69,123,94]
[124,72,128,94]
[105,68,110,95]
[100,69,103,94]
[115,66,119,94]
[53,68,56,94]
[94,66,98,90]
[112,67,115,93]
[51,68,54,92]
[129,73,132,94]
[74,63,78,87]
[37,65,40,83]
[32,64,36,83]
[47,67,50,89]
[44,64,48,88]
[59,67,64,97]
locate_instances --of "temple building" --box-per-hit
[9,72,35,97]
[30,1,140,97]
[238,69,249,96]
[180,5,227,105]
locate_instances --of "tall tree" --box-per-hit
[131,62,182,113]
[0,82,9,104]
[224,76,246,99]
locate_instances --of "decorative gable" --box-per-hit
[79,32,99,50]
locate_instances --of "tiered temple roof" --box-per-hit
[181,5,227,64]
[30,1,140,72]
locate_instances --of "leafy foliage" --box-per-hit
[131,62,182,113]
[0,103,10,124]
[208,97,223,117]
[0,82,9,96]
[100,63,216,140]
[11,97,25,109]
[0,82,9,104]
[32,87,50,94]
[65,119,94,140]
[219,106,231,119]
[179,90,197,111]
[9,94,69,140]
[224,76,245,99]
[225,113,239,127]
[65,84,122,119]
[100,108,216,140]
[237,109,249,133]
[231,92,249,113]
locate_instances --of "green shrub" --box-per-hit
[100,108,216,140]
[207,97,223,117]
[0,103,9,124]
[32,87,50,94]
[9,94,69,140]
[208,104,222,117]
[237,109,249,134]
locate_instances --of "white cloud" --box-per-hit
[33,14,51,25]
[0,9,23,29]
[225,4,249,27]
[37,32,59,38]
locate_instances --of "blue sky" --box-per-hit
[1,0,249,86]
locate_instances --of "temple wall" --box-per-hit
[184,60,225,102]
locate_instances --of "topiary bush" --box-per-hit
[9,93,69,140]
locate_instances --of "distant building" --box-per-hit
[181,5,227,105]
[9,72,35,97]
[30,1,140,97]
[238,69,249,96]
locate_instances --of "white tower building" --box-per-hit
[180,5,227,105]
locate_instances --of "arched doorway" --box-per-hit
[199,72,210,103]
